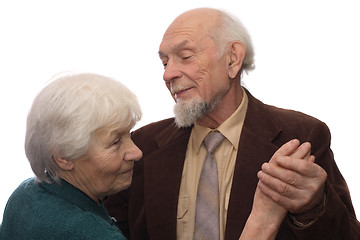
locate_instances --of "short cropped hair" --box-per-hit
[211,9,255,74]
[25,73,141,183]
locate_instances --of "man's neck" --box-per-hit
[196,85,244,129]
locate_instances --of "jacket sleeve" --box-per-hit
[288,121,360,239]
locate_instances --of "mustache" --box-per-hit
[170,82,192,95]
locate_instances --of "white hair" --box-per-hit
[25,72,141,183]
[210,9,255,74]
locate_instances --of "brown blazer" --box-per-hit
[105,89,360,239]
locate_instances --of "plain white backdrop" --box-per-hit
[0,0,359,222]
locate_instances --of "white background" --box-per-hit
[0,0,359,222]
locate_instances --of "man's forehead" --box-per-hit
[159,37,194,57]
[162,38,191,50]
[159,24,211,52]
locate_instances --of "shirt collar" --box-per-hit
[192,88,248,153]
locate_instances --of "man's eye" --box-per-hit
[112,138,121,145]
[183,56,192,60]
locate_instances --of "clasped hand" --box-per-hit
[240,139,328,240]
[257,139,327,215]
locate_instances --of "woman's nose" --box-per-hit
[125,140,143,162]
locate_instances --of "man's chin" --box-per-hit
[173,99,210,128]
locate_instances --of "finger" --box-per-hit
[258,163,304,190]
[308,155,316,163]
[257,177,282,203]
[257,176,311,213]
[271,156,319,178]
[290,142,311,160]
[269,139,300,163]
[257,177,299,209]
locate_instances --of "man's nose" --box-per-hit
[163,59,182,83]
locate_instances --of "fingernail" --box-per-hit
[258,171,266,181]
[262,163,269,171]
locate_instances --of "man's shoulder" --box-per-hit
[131,118,191,152]
[132,117,191,142]
[246,91,329,143]
[264,103,325,129]
[258,101,330,144]
[134,118,177,135]
[247,90,322,125]
[247,90,323,125]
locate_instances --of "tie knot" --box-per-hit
[203,131,224,154]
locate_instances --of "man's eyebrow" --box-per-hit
[158,40,190,58]
[173,40,190,51]
[158,50,166,58]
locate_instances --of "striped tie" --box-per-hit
[194,131,224,240]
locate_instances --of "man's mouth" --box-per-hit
[171,84,193,99]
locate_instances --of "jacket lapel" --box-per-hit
[144,124,191,239]
[225,90,282,240]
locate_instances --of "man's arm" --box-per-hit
[257,122,360,239]
[240,139,313,240]
[257,139,326,215]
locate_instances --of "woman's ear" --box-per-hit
[53,156,74,171]
[228,41,246,79]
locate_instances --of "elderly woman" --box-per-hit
[0,73,142,239]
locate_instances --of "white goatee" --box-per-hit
[173,96,221,127]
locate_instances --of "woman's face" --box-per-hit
[70,124,142,202]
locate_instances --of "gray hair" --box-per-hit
[211,9,255,75]
[25,72,141,183]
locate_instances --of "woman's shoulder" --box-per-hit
[63,211,127,239]
[1,178,127,239]
[4,178,38,206]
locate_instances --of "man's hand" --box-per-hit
[257,139,327,214]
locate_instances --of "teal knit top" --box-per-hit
[0,178,126,240]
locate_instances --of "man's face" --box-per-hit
[158,14,231,126]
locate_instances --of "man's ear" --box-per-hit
[228,41,246,79]
[53,156,74,171]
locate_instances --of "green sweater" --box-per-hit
[0,178,126,240]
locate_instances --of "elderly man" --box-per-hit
[105,8,360,240]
